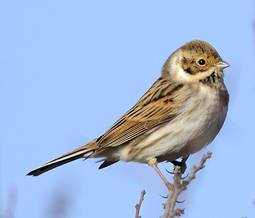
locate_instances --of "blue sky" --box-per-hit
[1,0,255,217]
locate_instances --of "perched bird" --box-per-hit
[27,40,229,177]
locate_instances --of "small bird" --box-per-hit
[27,40,229,177]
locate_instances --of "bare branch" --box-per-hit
[162,152,212,218]
[135,190,146,218]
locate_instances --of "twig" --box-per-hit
[135,190,146,218]
[162,152,212,218]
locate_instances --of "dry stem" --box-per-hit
[162,152,212,218]
[135,190,146,218]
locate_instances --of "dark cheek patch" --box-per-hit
[182,59,197,75]
[185,67,193,74]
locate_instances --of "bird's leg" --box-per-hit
[147,158,173,191]
[171,156,189,174]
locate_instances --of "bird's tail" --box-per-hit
[27,140,97,176]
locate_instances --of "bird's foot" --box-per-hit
[171,156,189,174]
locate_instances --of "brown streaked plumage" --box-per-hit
[27,40,229,176]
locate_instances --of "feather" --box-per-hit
[27,141,97,176]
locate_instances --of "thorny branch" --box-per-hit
[135,152,212,218]
[162,152,212,218]
[135,190,146,218]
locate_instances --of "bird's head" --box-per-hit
[162,40,229,83]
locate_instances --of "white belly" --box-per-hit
[118,85,228,162]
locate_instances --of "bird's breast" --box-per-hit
[178,84,228,155]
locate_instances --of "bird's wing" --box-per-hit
[96,78,188,149]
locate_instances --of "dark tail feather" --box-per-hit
[98,160,119,169]
[27,144,95,176]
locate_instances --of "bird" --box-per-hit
[27,40,229,178]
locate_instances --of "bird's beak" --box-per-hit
[216,61,230,70]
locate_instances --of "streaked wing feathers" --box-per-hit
[96,78,185,148]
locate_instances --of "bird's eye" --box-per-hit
[197,59,206,66]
